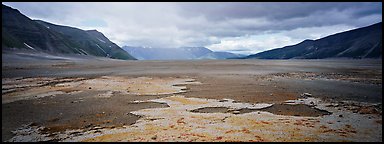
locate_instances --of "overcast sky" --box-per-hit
[3,2,382,54]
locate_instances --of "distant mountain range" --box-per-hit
[4,4,381,61]
[122,46,245,60]
[2,4,136,60]
[243,22,382,59]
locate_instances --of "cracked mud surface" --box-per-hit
[2,56,382,142]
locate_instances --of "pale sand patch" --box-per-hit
[2,76,201,104]
[71,76,200,96]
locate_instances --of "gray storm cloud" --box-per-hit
[2,2,382,54]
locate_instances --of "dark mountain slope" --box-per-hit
[2,4,136,60]
[245,22,382,59]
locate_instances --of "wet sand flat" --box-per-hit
[2,52,382,142]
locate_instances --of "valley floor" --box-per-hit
[2,52,382,142]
